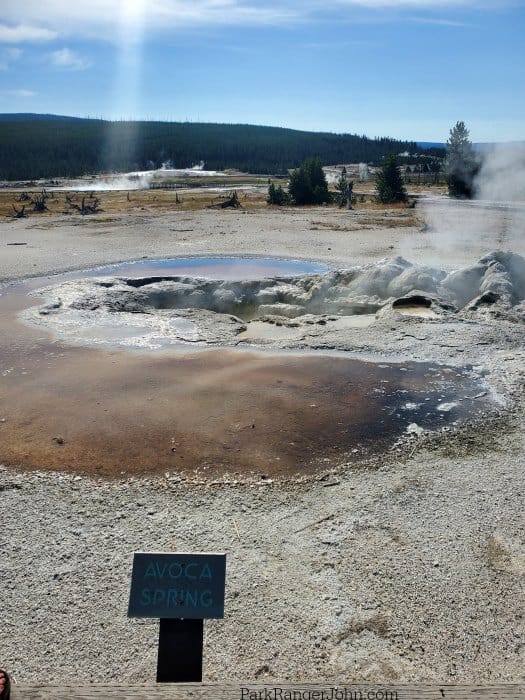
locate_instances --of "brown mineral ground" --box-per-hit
[0,279,485,479]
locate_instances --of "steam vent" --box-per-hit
[2,251,524,480]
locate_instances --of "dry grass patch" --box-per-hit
[359,215,420,228]
[310,207,421,232]
[0,187,268,219]
[486,534,525,576]
[337,613,390,640]
[0,181,442,222]
[309,221,362,232]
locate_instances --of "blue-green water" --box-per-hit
[82,256,328,280]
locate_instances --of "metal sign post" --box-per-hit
[128,552,226,683]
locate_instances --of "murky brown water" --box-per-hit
[0,267,492,479]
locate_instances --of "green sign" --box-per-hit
[128,552,226,619]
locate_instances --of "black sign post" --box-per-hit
[156,618,204,682]
[128,552,226,683]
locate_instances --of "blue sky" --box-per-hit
[0,0,524,142]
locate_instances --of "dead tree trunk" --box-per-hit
[32,190,48,212]
[208,190,241,209]
[347,180,354,210]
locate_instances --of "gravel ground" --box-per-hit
[0,204,524,684]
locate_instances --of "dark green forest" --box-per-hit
[0,114,445,180]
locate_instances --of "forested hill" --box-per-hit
[0,115,444,180]
[0,113,89,122]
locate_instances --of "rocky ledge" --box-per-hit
[22,251,525,352]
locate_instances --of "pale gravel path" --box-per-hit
[2,203,524,285]
[0,205,524,684]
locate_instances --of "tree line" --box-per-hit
[0,115,444,181]
[268,155,409,206]
[266,121,480,207]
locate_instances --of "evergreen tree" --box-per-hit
[267,182,289,205]
[288,157,332,205]
[375,155,407,203]
[335,166,353,208]
[445,121,478,199]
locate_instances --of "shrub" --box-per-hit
[288,157,332,205]
[267,182,290,205]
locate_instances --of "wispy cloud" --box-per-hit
[0,23,57,43]
[303,39,376,49]
[0,47,22,70]
[50,48,91,70]
[0,0,514,42]
[407,15,468,25]
[2,88,37,97]
[332,0,494,6]
[0,1,301,41]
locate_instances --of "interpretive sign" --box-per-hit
[128,552,226,619]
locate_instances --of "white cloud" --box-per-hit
[0,0,514,41]
[0,1,300,40]
[3,88,37,97]
[0,23,57,43]
[50,48,91,70]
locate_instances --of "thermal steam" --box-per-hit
[67,160,223,191]
[416,142,525,265]
[475,143,525,203]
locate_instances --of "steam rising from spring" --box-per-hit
[417,142,525,265]
[476,143,525,203]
